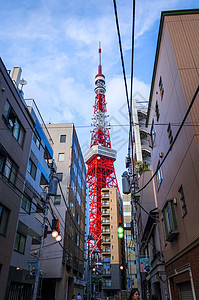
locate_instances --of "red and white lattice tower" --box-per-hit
[85,42,120,252]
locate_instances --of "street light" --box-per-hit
[56,234,62,242]
[52,230,58,238]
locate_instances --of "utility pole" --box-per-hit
[87,236,90,300]
[32,162,58,300]
[32,192,49,300]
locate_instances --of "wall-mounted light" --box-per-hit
[159,152,164,158]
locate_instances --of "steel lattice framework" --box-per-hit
[85,43,119,252]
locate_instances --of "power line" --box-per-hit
[134,85,199,196]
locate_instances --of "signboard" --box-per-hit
[140,258,151,272]
[28,262,38,276]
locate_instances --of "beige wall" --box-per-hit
[148,11,199,265]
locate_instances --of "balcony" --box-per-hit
[102,247,111,253]
[101,209,110,215]
[102,237,111,244]
[102,269,111,276]
[102,228,110,233]
[102,219,110,224]
[101,201,110,207]
[101,193,110,198]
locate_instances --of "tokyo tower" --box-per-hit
[85,42,120,252]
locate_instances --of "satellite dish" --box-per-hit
[19,78,27,90]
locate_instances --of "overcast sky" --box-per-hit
[0,0,198,190]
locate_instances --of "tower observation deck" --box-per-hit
[85,42,120,252]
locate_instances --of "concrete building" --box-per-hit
[133,100,151,167]
[0,61,35,300]
[101,188,126,298]
[123,194,137,290]
[5,97,54,299]
[136,171,168,300]
[41,123,86,300]
[147,9,199,299]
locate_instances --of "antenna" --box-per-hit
[98,41,102,75]
[19,78,27,90]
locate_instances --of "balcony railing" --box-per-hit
[101,201,110,206]
[101,209,110,215]
[102,228,110,233]
[102,248,111,253]
[102,219,110,224]
[102,269,111,276]
[101,193,109,198]
[102,238,111,243]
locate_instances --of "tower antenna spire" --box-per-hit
[98,41,102,75]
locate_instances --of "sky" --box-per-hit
[0,0,198,191]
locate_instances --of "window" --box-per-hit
[2,100,25,146]
[21,194,31,214]
[58,153,64,162]
[33,130,41,149]
[178,185,187,216]
[14,222,28,254]
[0,203,10,236]
[162,200,179,242]
[14,232,26,254]
[159,76,164,100]
[156,161,163,189]
[0,144,18,185]
[167,123,173,145]
[150,119,156,147]
[60,135,66,143]
[54,195,61,205]
[27,159,37,180]
[155,101,160,121]
[57,173,63,182]
[128,260,136,265]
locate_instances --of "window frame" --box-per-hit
[0,203,10,236]
[159,76,164,100]
[156,160,163,190]
[162,200,178,242]
[2,100,25,147]
[27,159,37,180]
[150,119,156,147]
[21,194,32,214]
[54,195,61,205]
[167,122,173,146]
[178,185,187,217]
[14,232,27,254]
[60,135,66,143]
[0,145,18,185]
[33,129,41,149]
[58,153,65,162]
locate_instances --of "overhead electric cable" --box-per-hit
[134,85,199,195]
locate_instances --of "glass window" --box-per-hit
[27,159,37,180]
[3,157,18,185]
[163,200,178,241]
[156,161,163,190]
[54,195,61,205]
[57,173,63,182]
[14,232,26,254]
[178,185,187,216]
[2,100,25,146]
[33,130,41,149]
[150,119,156,147]
[58,153,65,162]
[21,194,31,214]
[0,204,10,236]
[159,76,164,100]
[60,135,66,143]
[167,123,173,145]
